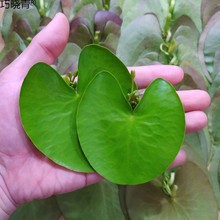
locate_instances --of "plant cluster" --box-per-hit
[1,0,220,219]
[19,45,185,185]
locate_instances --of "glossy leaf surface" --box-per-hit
[77,72,185,184]
[78,44,132,95]
[125,162,218,220]
[20,63,92,172]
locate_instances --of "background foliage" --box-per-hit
[1,0,220,219]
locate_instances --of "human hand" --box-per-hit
[0,13,210,219]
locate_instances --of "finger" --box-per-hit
[128,65,184,89]
[178,90,211,112]
[1,13,69,81]
[185,111,208,133]
[169,149,186,169]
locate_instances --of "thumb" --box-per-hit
[2,13,69,81]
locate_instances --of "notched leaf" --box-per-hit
[77,72,185,184]
[125,162,218,220]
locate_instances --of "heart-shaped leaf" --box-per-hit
[78,44,132,95]
[124,162,218,220]
[173,0,202,32]
[77,71,185,184]
[56,181,125,220]
[10,196,62,220]
[116,14,163,66]
[20,45,132,173]
[121,0,168,29]
[19,62,93,172]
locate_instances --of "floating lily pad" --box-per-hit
[77,71,185,184]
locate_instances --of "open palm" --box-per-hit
[0,13,210,219]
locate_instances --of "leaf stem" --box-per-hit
[162,169,179,198]
[160,0,178,65]
[118,185,131,220]
[127,70,140,110]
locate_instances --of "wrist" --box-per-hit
[0,176,16,220]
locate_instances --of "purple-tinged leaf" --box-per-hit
[95,10,122,33]
[180,65,208,90]
[76,4,98,35]
[12,19,33,39]
[56,181,125,220]
[69,17,93,48]
[61,0,76,20]
[125,162,218,220]
[57,43,81,75]
[173,0,202,32]
[117,14,162,66]
[201,0,220,27]
[198,11,220,83]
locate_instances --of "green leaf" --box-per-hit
[45,0,62,18]
[136,51,161,66]
[61,0,76,20]
[183,142,209,172]
[0,8,13,40]
[56,43,81,75]
[0,32,26,71]
[1,7,40,40]
[121,0,168,30]
[109,0,125,14]
[94,10,122,33]
[99,20,121,53]
[184,129,212,165]
[173,25,208,89]
[209,47,220,96]
[74,0,103,14]
[78,44,132,95]
[56,181,125,220]
[124,162,218,220]
[208,145,220,208]
[0,50,18,72]
[9,197,61,220]
[201,0,220,27]
[116,14,163,66]
[173,0,202,32]
[208,88,220,146]
[19,62,93,172]
[172,15,199,38]
[69,17,93,48]
[76,4,98,36]
[20,45,131,172]
[77,72,185,184]
[199,11,220,83]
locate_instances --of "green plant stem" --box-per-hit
[160,0,178,65]
[39,0,46,17]
[118,185,131,220]
[93,31,101,44]
[127,70,140,109]
[162,170,178,198]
